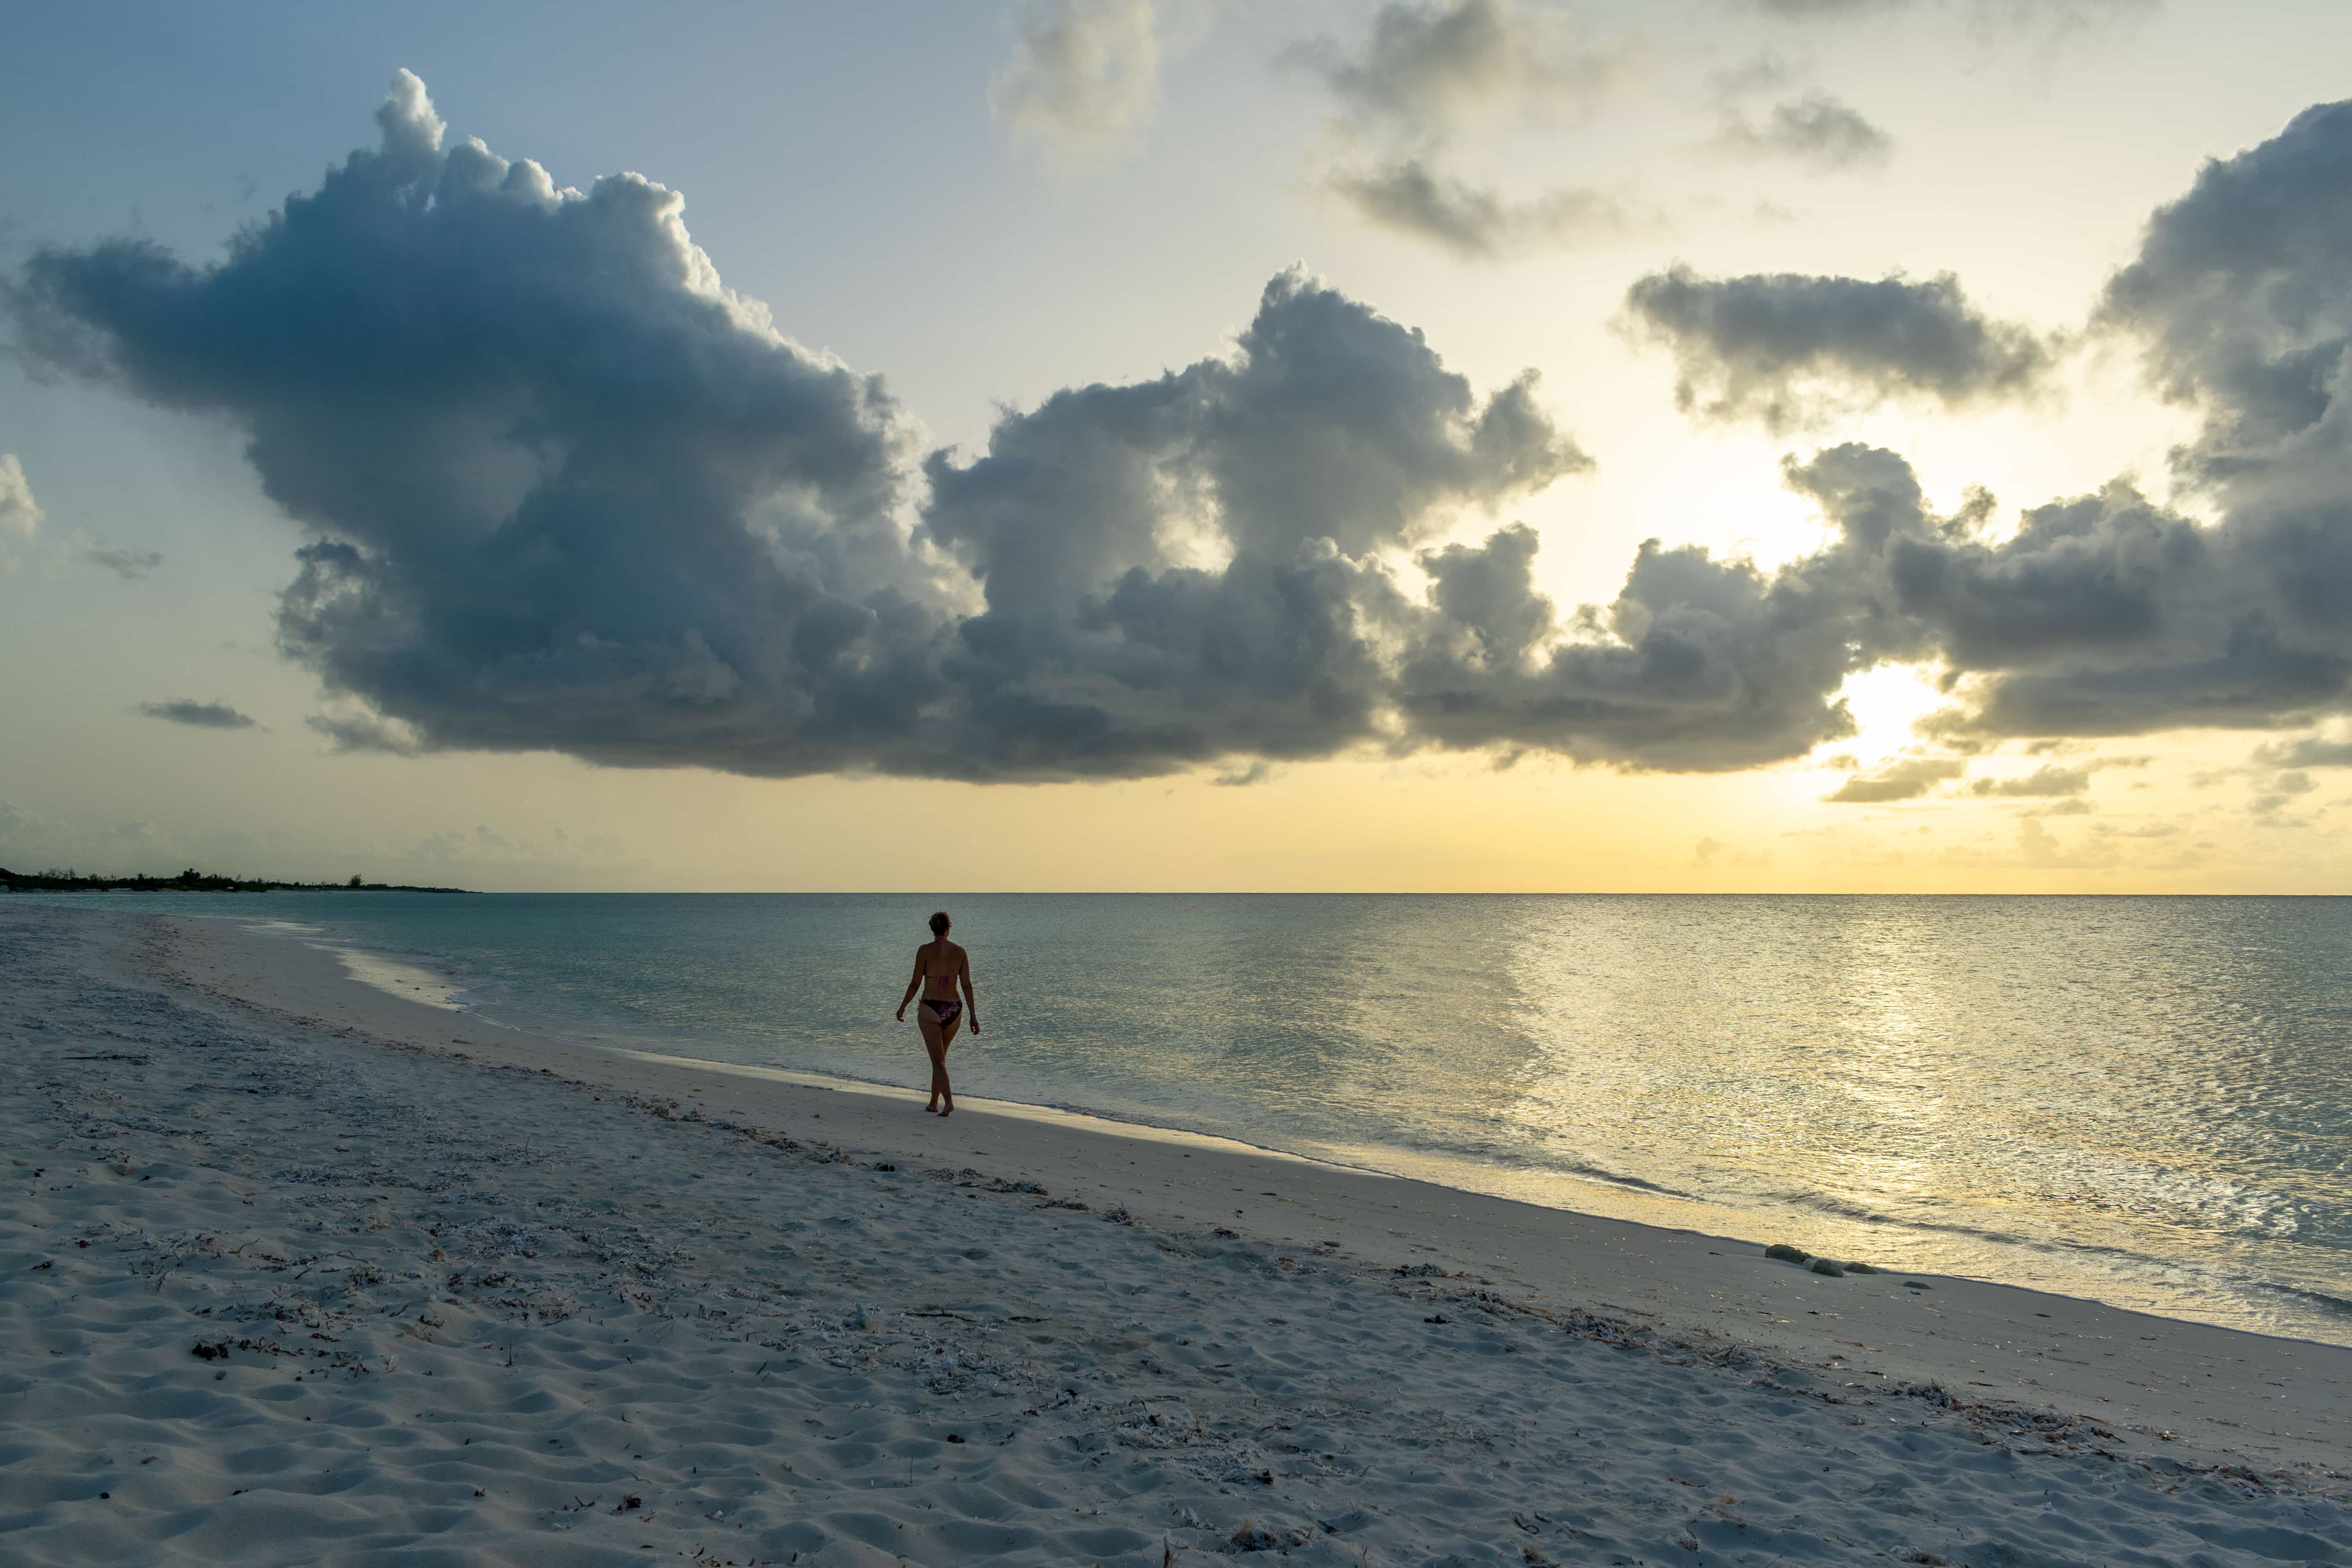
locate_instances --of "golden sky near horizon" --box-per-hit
[7,0,2352,893]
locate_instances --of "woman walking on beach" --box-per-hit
[896,910,977,1116]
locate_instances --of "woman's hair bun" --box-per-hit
[928,910,951,936]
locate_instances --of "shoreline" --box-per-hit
[224,899,2352,1352]
[10,899,2352,1567]
[167,907,2352,1471]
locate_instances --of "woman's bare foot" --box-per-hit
[938,1101,954,1117]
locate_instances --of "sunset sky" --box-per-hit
[9,0,2352,892]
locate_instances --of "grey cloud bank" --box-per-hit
[14,74,1589,782]
[25,74,2352,784]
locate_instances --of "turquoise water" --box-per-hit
[35,890,2352,1344]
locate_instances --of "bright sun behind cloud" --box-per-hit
[1833,664,1949,769]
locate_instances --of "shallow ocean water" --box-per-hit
[34,890,2352,1344]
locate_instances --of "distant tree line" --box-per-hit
[0,866,476,893]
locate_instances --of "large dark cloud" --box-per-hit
[1914,97,2352,739]
[912,263,1591,776]
[12,73,1614,782]
[1624,265,2055,431]
[2100,99,2352,480]
[31,73,2352,783]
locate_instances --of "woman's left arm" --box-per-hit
[959,949,978,1033]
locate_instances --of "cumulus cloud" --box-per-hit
[990,0,1160,163]
[1901,96,2352,741]
[2100,100,2352,481]
[138,700,259,729]
[1623,266,2056,431]
[1824,754,1964,802]
[0,454,43,539]
[34,73,2352,783]
[19,73,1636,782]
[918,271,1592,775]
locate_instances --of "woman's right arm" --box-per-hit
[895,953,923,1020]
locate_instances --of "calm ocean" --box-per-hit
[48,891,2352,1345]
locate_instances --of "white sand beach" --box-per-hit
[5,901,2350,1568]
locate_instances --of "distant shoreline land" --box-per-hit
[0,866,478,894]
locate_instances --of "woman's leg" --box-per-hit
[936,1012,961,1114]
[918,1008,947,1111]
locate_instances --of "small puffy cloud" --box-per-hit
[0,454,43,539]
[1825,754,1965,802]
[990,0,1160,163]
[2249,773,2318,819]
[2254,731,2352,768]
[1289,0,1633,141]
[1290,0,1643,259]
[1329,159,1633,258]
[1624,266,2055,431]
[138,700,259,729]
[1711,91,1893,170]
[84,545,164,579]
[1969,764,2089,797]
